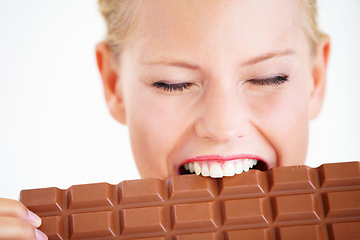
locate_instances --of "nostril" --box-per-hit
[217,133,242,144]
[198,126,244,144]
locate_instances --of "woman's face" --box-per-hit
[99,0,329,179]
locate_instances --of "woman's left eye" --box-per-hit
[153,82,193,92]
[246,75,289,86]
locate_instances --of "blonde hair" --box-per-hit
[299,0,327,53]
[98,0,139,57]
[98,0,326,55]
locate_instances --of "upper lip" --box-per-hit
[176,153,267,173]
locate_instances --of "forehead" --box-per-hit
[131,0,306,63]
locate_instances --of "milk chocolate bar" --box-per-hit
[20,161,360,240]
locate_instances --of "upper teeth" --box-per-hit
[183,159,258,178]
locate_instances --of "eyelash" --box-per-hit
[153,82,193,92]
[247,75,289,86]
[153,75,288,92]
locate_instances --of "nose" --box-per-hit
[194,84,250,144]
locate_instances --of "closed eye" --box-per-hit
[246,75,289,86]
[153,82,193,92]
[153,75,288,93]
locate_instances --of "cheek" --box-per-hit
[126,93,192,178]
[248,83,311,166]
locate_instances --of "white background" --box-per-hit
[0,0,359,200]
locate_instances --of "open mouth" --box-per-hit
[178,159,269,178]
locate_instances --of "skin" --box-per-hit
[0,198,46,239]
[97,0,330,179]
[0,0,329,238]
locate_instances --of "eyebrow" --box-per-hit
[141,49,296,70]
[141,60,201,71]
[241,49,296,66]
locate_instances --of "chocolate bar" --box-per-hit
[20,161,360,240]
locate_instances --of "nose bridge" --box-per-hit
[195,82,248,143]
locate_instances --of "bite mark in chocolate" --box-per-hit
[20,161,360,239]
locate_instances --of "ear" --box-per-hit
[96,42,126,124]
[309,35,331,119]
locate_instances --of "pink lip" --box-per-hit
[181,154,264,165]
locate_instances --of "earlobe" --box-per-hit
[96,42,127,124]
[309,36,331,119]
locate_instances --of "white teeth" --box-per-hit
[243,159,250,172]
[194,161,201,175]
[182,159,259,178]
[223,161,236,176]
[253,159,258,166]
[249,159,257,168]
[209,162,223,178]
[184,163,189,170]
[249,160,254,168]
[235,160,244,174]
[201,163,210,176]
[189,162,194,173]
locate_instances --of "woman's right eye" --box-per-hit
[153,82,193,92]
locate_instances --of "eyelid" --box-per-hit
[153,81,194,93]
[245,75,289,86]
